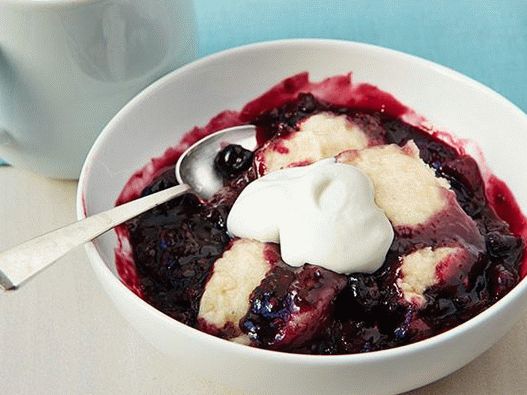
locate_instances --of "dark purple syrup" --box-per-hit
[116,73,527,354]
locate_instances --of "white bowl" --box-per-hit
[77,39,527,395]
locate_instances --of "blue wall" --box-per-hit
[194,0,527,111]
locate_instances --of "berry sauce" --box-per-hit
[115,72,527,354]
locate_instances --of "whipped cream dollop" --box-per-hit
[226,159,394,274]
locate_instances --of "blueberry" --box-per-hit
[485,231,522,259]
[489,264,518,299]
[298,93,317,113]
[214,144,254,180]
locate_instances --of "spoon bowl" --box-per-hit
[175,125,257,199]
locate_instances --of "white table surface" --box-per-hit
[1,165,526,395]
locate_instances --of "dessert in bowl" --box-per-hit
[77,40,527,394]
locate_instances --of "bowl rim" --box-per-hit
[77,38,527,364]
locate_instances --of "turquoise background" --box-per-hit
[194,0,527,110]
[2,0,526,166]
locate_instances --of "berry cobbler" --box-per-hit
[115,73,527,355]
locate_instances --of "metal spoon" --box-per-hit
[0,125,257,291]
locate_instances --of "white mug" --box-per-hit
[0,0,196,179]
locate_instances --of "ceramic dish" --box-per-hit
[77,39,527,394]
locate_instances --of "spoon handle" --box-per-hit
[0,184,190,292]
